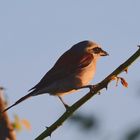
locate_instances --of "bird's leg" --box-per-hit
[75,85,96,92]
[58,96,70,110]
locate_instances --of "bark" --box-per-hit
[0,87,16,140]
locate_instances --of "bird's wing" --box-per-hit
[29,50,94,92]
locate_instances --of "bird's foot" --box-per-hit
[75,85,102,95]
[75,85,96,92]
[58,96,71,111]
[64,104,71,111]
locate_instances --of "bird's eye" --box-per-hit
[92,47,101,53]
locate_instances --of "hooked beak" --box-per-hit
[100,49,109,56]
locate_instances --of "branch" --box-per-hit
[0,87,16,140]
[35,47,140,140]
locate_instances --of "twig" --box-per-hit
[35,47,140,140]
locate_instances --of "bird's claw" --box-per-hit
[64,104,71,111]
[75,85,96,92]
[58,96,71,111]
[84,85,96,92]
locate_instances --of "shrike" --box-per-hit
[2,40,108,112]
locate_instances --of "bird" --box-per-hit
[2,40,108,112]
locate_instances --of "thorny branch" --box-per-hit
[35,47,140,140]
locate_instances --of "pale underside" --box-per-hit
[32,59,96,96]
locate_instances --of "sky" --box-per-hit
[0,0,140,140]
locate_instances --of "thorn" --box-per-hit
[49,134,51,138]
[45,126,52,137]
[124,68,128,73]
[105,84,108,90]
[49,132,52,138]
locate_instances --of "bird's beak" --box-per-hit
[100,49,109,56]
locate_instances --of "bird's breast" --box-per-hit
[76,61,96,86]
[42,60,96,96]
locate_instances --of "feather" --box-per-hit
[29,50,93,92]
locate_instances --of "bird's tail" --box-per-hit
[2,91,35,113]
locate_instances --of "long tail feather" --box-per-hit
[2,91,35,113]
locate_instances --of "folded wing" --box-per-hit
[29,49,94,92]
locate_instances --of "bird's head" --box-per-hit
[71,40,109,59]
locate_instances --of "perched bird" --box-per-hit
[2,40,108,112]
